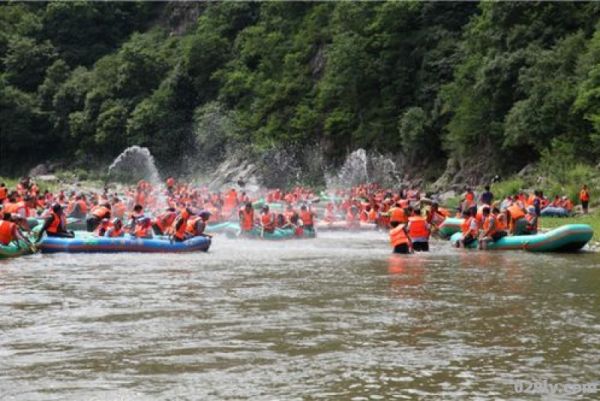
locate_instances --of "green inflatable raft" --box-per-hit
[449,224,593,252]
[0,239,36,259]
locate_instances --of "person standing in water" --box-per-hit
[580,185,590,214]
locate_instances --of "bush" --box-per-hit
[491,177,525,199]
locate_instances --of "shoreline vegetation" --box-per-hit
[3,2,600,187]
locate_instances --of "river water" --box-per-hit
[1,232,600,400]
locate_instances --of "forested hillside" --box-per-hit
[2,1,600,184]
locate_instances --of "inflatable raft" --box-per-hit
[540,206,570,217]
[0,240,36,259]
[315,221,377,231]
[438,217,463,238]
[220,222,316,240]
[449,224,593,252]
[38,232,211,254]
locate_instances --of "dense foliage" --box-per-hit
[1,1,600,181]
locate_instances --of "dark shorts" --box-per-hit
[393,244,410,254]
[463,234,476,246]
[86,216,100,232]
[582,201,589,210]
[413,241,429,252]
[152,223,164,236]
[491,231,507,242]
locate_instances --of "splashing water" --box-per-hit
[107,146,167,211]
[325,148,400,189]
[108,146,161,185]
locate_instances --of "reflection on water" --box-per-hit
[1,232,600,400]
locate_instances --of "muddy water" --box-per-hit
[1,232,600,400]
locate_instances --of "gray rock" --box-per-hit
[35,174,59,182]
[29,164,50,176]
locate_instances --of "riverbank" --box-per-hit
[541,211,600,243]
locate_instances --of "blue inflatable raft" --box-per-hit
[39,232,211,254]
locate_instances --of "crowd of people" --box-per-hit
[0,175,593,255]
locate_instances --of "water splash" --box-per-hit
[325,148,400,189]
[108,146,161,185]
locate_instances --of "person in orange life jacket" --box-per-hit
[105,218,125,238]
[0,213,32,249]
[457,209,479,248]
[38,203,74,239]
[127,204,145,232]
[367,204,379,224]
[275,213,287,228]
[238,202,255,232]
[186,211,212,238]
[478,206,507,249]
[172,208,194,242]
[462,187,477,216]
[111,196,126,219]
[0,183,7,203]
[389,221,413,254]
[407,208,430,252]
[323,203,336,223]
[506,201,526,235]
[388,202,408,226]
[16,195,36,218]
[152,208,177,235]
[521,206,538,235]
[87,202,111,232]
[580,184,590,214]
[426,201,446,232]
[299,204,315,230]
[68,194,88,219]
[93,218,112,237]
[133,217,153,239]
[289,213,304,237]
[260,205,276,233]
[346,205,360,229]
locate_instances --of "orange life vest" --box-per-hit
[134,224,151,238]
[155,211,176,234]
[580,190,590,202]
[186,216,202,235]
[408,216,429,239]
[0,187,7,201]
[240,209,254,231]
[47,212,65,234]
[261,213,275,231]
[507,204,525,220]
[461,217,478,236]
[107,227,124,237]
[482,215,497,236]
[300,210,314,226]
[91,206,110,219]
[389,224,409,247]
[0,220,16,245]
[389,207,407,224]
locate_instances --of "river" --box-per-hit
[1,232,600,400]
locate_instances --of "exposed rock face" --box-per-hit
[205,158,260,192]
[29,164,51,177]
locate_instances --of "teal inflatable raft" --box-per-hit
[0,239,36,259]
[449,224,593,252]
[220,222,316,240]
[438,217,463,238]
